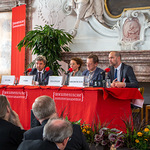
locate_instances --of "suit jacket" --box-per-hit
[65,70,83,85]
[0,118,25,150]
[82,67,104,86]
[23,120,90,150]
[107,63,139,88]
[29,68,53,85]
[17,140,59,150]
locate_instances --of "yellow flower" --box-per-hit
[137,132,143,136]
[85,126,89,129]
[87,131,90,134]
[145,139,148,141]
[82,129,86,133]
[135,139,139,143]
[144,128,149,132]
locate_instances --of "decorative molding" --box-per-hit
[61,50,150,82]
[37,0,67,29]
[113,9,150,50]
[0,0,25,12]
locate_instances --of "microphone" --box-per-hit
[24,68,32,74]
[100,68,110,74]
[43,67,50,74]
[66,68,73,74]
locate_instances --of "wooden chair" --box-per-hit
[132,87,144,121]
[146,105,150,125]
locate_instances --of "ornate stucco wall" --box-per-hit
[0,12,12,80]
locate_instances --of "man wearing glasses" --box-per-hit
[82,54,104,86]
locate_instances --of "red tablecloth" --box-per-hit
[0,85,144,130]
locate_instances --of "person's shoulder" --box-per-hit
[82,69,88,75]
[24,126,43,138]
[17,140,43,150]
[46,69,53,75]
[96,67,104,72]
[122,63,132,70]
[24,126,43,134]
[29,68,37,75]
[76,70,82,76]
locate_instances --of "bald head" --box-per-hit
[109,51,121,68]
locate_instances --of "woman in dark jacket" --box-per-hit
[0,95,25,150]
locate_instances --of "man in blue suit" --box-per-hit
[29,55,53,85]
[82,54,104,86]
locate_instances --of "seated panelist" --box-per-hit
[82,54,104,86]
[107,51,139,88]
[65,57,83,85]
[29,55,53,85]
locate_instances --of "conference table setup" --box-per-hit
[0,84,144,131]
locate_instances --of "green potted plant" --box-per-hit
[17,24,74,75]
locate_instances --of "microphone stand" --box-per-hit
[101,72,106,88]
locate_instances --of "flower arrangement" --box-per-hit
[81,125,95,143]
[125,125,150,150]
[94,127,124,148]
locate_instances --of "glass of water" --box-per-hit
[84,76,89,87]
[106,79,111,88]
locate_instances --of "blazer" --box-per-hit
[107,63,139,88]
[17,140,59,150]
[0,118,25,150]
[29,68,53,85]
[65,70,83,85]
[82,67,104,86]
[23,120,90,150]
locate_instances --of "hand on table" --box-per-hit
[111,78,125,88]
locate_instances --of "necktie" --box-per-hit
[114,69,117,80]
[38,72,41,83]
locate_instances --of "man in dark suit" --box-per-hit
[23,96,90,150]
[29,55,53,85]
[107,51,139,88]
[17,118,73,150]
[82,54,104,86]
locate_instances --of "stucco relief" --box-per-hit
[37,0,67,28]
[113,9,150,50]
[63,0,104,36]
[123,18,140,43]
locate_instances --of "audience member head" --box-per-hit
[32,96,56,122]
[109,51,121,68]
[0,95,13,122]
[35,55,46,71]
[70,57,83,72]
[43,118,73,150]
[86,54,99,72]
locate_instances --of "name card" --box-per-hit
[68,76,84,87]
[48,76,63,86]
[1,75,15,85]
[18,76,33,85]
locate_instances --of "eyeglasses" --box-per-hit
[69,63,76,66]
[68,137,71,141]
[86,63,93,66]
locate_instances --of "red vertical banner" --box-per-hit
[11,5,26,78]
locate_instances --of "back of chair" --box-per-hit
[138,87,144,96]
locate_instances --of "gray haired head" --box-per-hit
[43,118,73,143]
